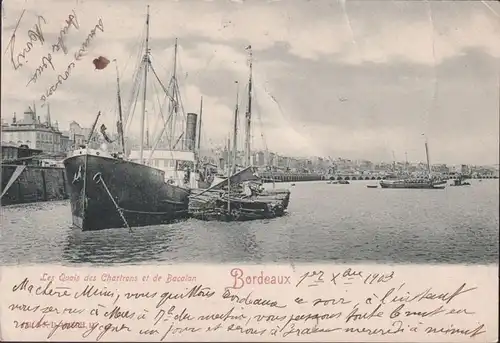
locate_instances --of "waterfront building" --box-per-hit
[1,143,43,165]
[1,105,63,154]
[431,164,450,174]
[66,120,102,149]
[460,164,470,175]
[61,134,71,152]
[1,144,19,161]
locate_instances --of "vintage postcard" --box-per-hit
[1,0,499,341]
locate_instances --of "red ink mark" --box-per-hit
[93,56,110,70]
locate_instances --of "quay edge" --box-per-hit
[1,165,69,205]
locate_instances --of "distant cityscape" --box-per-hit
[1,105,499,178]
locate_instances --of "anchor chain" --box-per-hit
[93,173,187,230]
[93,172,132,233]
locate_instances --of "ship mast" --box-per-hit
[197,96,203,152]
[192,96,203,185]
[145,37,186,160]
[139,5,150,164]
[424,139,431,176]
[232,81,240,174]
[226,136,231,171]
[169,38,179,150]
[114,59,126,154]
[244,45,253,167]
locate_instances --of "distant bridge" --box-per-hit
[258,172,498,183]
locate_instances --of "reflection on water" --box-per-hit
[1,180,498,265]
[62,220,261,265]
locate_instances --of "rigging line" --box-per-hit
[127,56,146,121]
[338,0,360,58]
[175,79,187,131]
[123,27,146,127]
[125,65,144,134]
[239,82,249,150]
[148,74,160,149]
[171,49,188,139]
[150,60,181,149]
[169,79,185,147]
[116,24,145,126]
[149,62,176,102]
[481,0,500,18]
[255,73,293,126]
[148,56,172,117]
[253,83,269,153]
[259,81,298,153]
[149,74,168,150]
[176,53,189,108]
[147,72,159,139]
[145,76,181,182]
[114,45,144,136]
[171,72,185,114]
[123,56,143,130]
[96,73,120,131]
[121,24,146,76]
[157,46,176,81]
[253,82,275,188]
[124,63,142,133]
[153,77,167,143]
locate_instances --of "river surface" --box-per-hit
[1,180,498,266]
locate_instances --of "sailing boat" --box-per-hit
[240,45,291,208]
[63,7,190,231]
[188,82,285,220]
[380,139,447,189]
[188,47,290,220]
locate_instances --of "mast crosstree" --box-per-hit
[125,6,186,164]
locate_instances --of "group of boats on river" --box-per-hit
[63,7,290,232]
[328,141,473,190]
[60,6,474,232]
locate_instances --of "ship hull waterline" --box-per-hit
[379,180,447,189]
[64,151,190,231]
[189,195,288,221]
[188,187,290,222]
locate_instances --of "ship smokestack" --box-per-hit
[185,112,198,151]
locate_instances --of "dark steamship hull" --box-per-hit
[64,151,190,231]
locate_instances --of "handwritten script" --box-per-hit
[1,265,496,342]
[5,9,104,104]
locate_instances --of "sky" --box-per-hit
[1,0,499,165]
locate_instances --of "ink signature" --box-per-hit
[52,10,80,55]
[4,10,46,70]
[26,53,56,86]
[26,10,81,86]
[40,18,104,105]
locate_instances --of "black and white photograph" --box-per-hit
[1,0,499,267]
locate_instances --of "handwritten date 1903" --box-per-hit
[295,270,324,288]
[296,269,394,287]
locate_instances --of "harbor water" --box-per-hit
[1,180,498,266]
